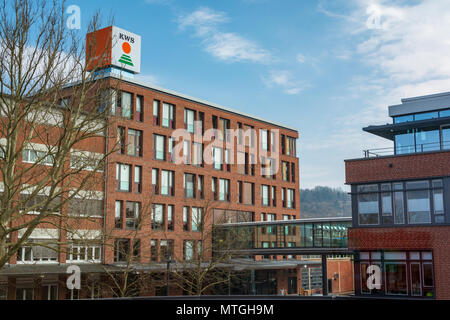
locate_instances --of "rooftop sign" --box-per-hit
[86,26,141,74]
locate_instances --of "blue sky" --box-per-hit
[72,0,450,190]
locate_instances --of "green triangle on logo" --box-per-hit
[119,54,134,67]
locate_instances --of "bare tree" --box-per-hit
[0,0,119,268]
[169,198,253,296]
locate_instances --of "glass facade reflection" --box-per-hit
[213,220,350,250]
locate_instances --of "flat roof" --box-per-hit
[103,72,299,132]
[389,91,450,117]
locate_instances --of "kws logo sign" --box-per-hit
[111,27,141,74]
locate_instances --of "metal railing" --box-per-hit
[363,140,450,158]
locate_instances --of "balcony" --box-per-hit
[363,141,450,158]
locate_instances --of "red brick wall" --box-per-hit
[345,151,450,184]
[348,226,450,300]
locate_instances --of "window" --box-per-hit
[119,91,132,119]
[117,126,125,154]
[160,240,174,261]
[162,103,175,128]
[115,201,123,228]
[20,193,61,215]
[192,143,203,167]
[406,181,431,224]
[212,147,222,170]
[16,288,34,300]
[197,175,204,199]
[22,148,53,165]
[381,184,393,224]
[184,109,195,133]
[183,140,191,164]
[184,241,194,261]
[287,189,295,209]
[153,134,165,160]
[260,129,268,151]
[116,163,131,191]
[126,201,140,230]
[219,118,230,141]
[285,136,296,156]
[282,162,290,181]
[219,178,230,201]
[183,207,189,231]
[161,170,174,196]
[184,173,195,198]
[68,198,103,217]
[225,149,231,172]
[150,240,157,262]
[67,242,101,262]
[432,180,444,223]
[153,100,160,125]
[291,163,296,182]
[152,204,164,230]
[191,207,203,231]
[134,166,142,193]
[152,168,159,195]
[261,185,269,206]
[241,182,254,205]
[271,186,276,207]
[167,205,174,231]
[212,177,217,200]
[357,184,379,225]
[17,240,58,263]
[136,95,143,122]
[168,137,175,163]
[114,238,130,262]
[127,129,142,157]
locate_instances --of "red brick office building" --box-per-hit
[345,91,450,299]
[0,64,301,299]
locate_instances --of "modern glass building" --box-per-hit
[345,91,450,299]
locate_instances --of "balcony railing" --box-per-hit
[363,141,450,158]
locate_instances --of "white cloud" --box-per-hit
[296,53,305,64]
[262,70,308,95]
[178,7,271,63]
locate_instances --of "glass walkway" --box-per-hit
[213,217,352,255]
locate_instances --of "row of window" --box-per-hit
[114,201,203,232]
[356,179,445,226]
[114,238,203,263]
[17,240,101,263]
[394,109,450,124]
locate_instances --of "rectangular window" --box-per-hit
[432,180,444,223]
[219,178,230,201]
[184,241,194,261]
[120,92,132,119]
[162,103,175,128]
[168,137,175,163]
[260,129,268,151]
[184,109,195,133]
[192,143,203,167]
[393,183,405,224]
[150,240,157,262]
[116,163,131,191]
[153,100,160,125]
[183,140,191,164]
[184,173,195,198]
[134,166,142,193]
[261,185,269,206]
[167,205,174,231]
[114,239,130,262]
[161,170,174,196]
[357,184,379,225]
[117,126,125,154]
[282,161,289,181]
[153,134,165,160]
[213,147,222,170]
[406,181,431,224]
[115,200,123,229]
[197,175,204,199]
[152,168,159,195]
[127,129,142,157]
[287,189,295,208]
[183,207,189,231]
[272,186,276,207]
[191,207,203,231]
[17,240,58,263]
[136,95,143,122]
[160,240,174,261]
[125,201,140,230]
[242,182,254,205]
[152,204,164,230]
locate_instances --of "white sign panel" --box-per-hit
[111,26,141,74]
